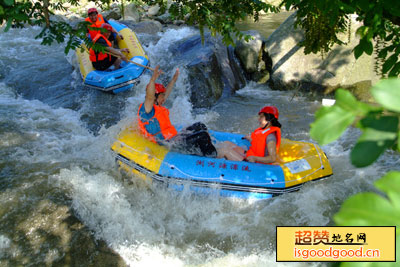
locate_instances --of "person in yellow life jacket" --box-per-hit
[89,23,130,71]
[137,65,218,157]
[85,8,123,42]
[216,106,281,164]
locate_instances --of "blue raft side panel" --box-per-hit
[159,152,285,188]
[84,56,148,91]
[157,131,286,200]
[108,20,126,32]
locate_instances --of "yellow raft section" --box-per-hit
[76,27,148,81]
[111,127,333,187]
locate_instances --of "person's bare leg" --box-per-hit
[216,141,246,161]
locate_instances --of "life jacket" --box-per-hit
[137,103,178,143]
[85,14,106,40]
[89,33,112,62]
[246,126,281,162]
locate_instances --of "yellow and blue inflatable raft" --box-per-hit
[111,127,333,199]
[76,20,148,93]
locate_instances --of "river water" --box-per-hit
[1,13,400,266]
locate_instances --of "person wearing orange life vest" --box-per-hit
[85,8,123,42]
[137,65,218,157]
[216,106,281,164]
[89,23,129,71]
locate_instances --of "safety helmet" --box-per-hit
[101,23,113,32]
[259,106,279,119]
[87,8,98,15]
[155,83,166,94]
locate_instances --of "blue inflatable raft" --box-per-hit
[76,20,149,93]
[111,127,333,200]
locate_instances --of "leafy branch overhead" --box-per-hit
[1,0,400,76]
[310,78,400,167]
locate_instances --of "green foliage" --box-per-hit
[282,0,400,77]
[310,78,400,167]
[145,0,279,46]
[334,171,400,266]
[334,171,400,227]
[0,0,117,53]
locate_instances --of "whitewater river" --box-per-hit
[1,15,399,266]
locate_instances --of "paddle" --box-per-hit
[105,50,157,72]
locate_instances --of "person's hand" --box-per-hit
[172,68,180,81]
[119,34,124,40]
[151,65,162,80]
[121,54,129,62]
[245,156,257,163]
[121,48,129,53]
[244,134,251,141]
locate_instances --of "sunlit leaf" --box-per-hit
[375,171,400,209]
[371,79,400,112]
[334,171,400,227]
[335,89,371,116]
[310,105,356,145]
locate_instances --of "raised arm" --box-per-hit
[144,65,162,113]
[164,68,180,100]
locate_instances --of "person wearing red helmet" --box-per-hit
[137,65,218,157]
[85,7,123,42]
[217,106,282,163]
[89,23,129,71]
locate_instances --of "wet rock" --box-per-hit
[103,9,122,20]
[234,30,271,83]
[123,3,140,22]
[148,5,161,16]
[264,12,380,100]
[120,20,163,35]
[155,12,172,24]
[170,33,246,108]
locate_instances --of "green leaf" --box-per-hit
[371,78,400,112]
[382,54,398,74]
[4,0,14,6]
[351,116,398,167]
[398,131,400,152]
[375,171,400,209]
[351,131,397,167]
[335,171,400,226]
[310,105,356,145]
[357,0,370,11]
[388,61,400,77]
[334,89,371,116]
[364,40,373,55]
[4,19,12,32]
[334,192,400,226]
[356,26,369,38]
[353,43,364,59]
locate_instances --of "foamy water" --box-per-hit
[1,23,399,266]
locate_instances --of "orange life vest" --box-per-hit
[89,33,112,62]
[246,126,281,161]
[85,14,106,40]
[137,103,178,143]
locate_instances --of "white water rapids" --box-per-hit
[1,21,399,266]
